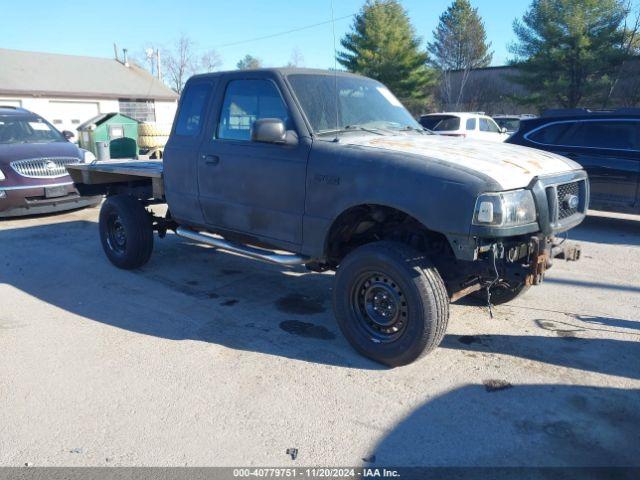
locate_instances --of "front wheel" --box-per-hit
[333,241,449,367]
[99,195,154,269]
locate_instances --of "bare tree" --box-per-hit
[200,49,222,73]
[159,35,223,92]
[286,48,304,68]
[163,35,197,93]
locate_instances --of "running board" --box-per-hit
[175,227,309,266]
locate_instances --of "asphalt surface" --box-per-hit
[0,206,639,467]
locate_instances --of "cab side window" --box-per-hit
[217,79,289,141]
[479,117,500,133]
[466,118,476,130]
[174,83,212,137]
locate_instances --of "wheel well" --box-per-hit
[324,205,451,266]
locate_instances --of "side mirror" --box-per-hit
[251,118,286,144]
[500,127,508,134]
[62,130,75,140]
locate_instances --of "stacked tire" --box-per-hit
[137,123,171,148]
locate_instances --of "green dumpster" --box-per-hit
[77,113,139,159]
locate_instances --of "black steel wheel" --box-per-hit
[352,271,409,343]
[99,195,154,270]
[334,241,449,367]
[105,213,127,254]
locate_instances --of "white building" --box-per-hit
[0,48,178,137]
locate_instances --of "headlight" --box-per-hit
[473,189,537,227]
[83,150,96,163]
[0,168,5,181]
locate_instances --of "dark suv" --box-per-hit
[507,108,640,214]
[0,106,100,217]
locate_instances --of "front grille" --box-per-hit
[10,157,80,178]
[556,181,580,220]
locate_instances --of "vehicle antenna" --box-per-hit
[331,0,340,142]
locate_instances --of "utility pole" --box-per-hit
[156,49,162,81]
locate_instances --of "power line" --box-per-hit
[212,13,355,49]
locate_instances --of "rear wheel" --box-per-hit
[99,195,153,269]
[333,241,449,367]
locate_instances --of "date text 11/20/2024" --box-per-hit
[232,468,400,478]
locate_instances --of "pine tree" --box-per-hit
[338,0,434,106]
[428,0,493,109]
[510,0,629,109]
[428,0,493,71]
[237,54,262,70]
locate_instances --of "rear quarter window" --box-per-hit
[570,121,640,150]
[174,82,213,137]
[527,120,640,151]
[433,117,460,131]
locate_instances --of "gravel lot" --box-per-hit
[1,206,639,467]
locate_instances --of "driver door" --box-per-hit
[197,75,310,248]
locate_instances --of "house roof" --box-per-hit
[0,48,178,101]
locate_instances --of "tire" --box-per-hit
[137,123,171,136]
[471,283,530,305]
[333,241,449,367]
[138,135,169,148]
[99,195,153,270]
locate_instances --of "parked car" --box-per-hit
[67,69,587,366]
[419,112,509,142]
[0,106,99,217]
[492,114,536,135]
[507,108,639,214]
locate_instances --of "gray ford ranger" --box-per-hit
[67,68,588,366]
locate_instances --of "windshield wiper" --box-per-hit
[317,124,386,138]
[399,125,430,134]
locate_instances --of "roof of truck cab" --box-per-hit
[188,68,369,81]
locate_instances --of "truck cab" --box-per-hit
[67,68,588,367]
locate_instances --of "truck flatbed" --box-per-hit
[66,160,164,198]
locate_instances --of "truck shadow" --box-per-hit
[369,384,640,467]
[568,213,640,247]
[440,332,640,380]
[0,219,381,370]
[1,219,639,375]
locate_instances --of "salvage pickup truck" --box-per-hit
[67,68,588,366]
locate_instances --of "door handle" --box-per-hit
[202,154,220,166]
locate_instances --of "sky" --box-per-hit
[2,0,535,70]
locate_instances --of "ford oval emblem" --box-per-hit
[564,194,579,209]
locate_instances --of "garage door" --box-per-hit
[48,101,99,140]
[0,99,22,107]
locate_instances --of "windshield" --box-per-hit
[419,115,451,130]
[287,74,423,135]
[494,118,520,132]
[0,116,65,144]
[432,116,461,131]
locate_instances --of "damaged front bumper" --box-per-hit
[448,169,589,262]
[445,170,588,301]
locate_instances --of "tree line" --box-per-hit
[341,0,640,113]
[139,0,640,113]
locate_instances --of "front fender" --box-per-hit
[301,140,499,259]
